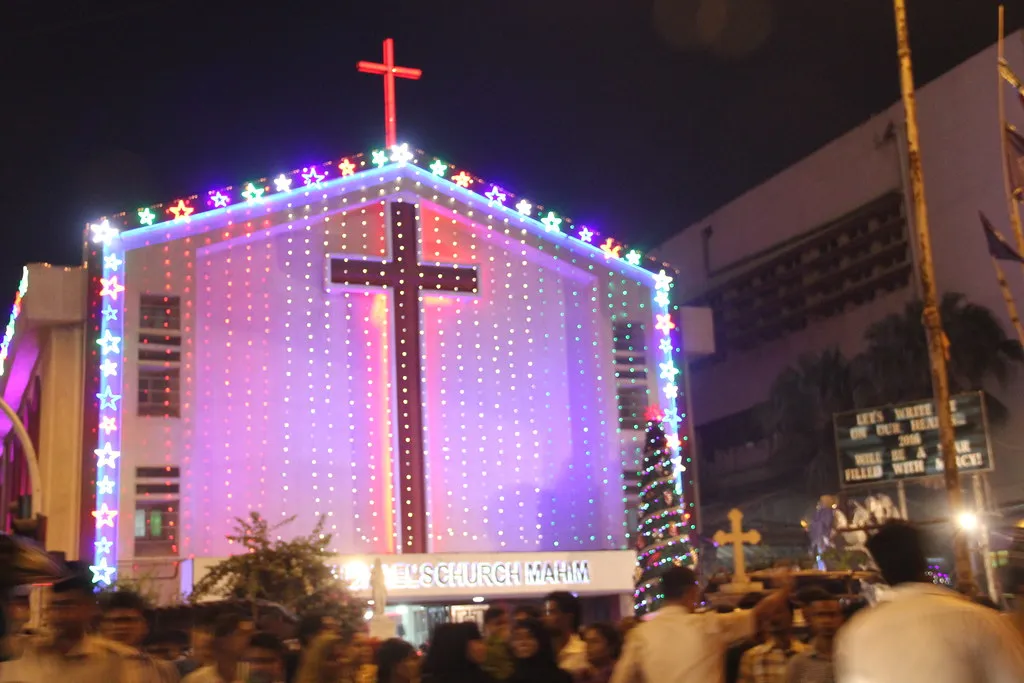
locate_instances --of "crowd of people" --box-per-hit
[3,520,1024,682]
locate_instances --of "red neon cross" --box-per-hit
[330,202,478,554]
[357,38,423,149]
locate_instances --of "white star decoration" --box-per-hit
[90,558,116,585]
[96,330,122,355]
[389,143,414,164]
[653,269,673,291]
[97,476,116,495]
[274,174,293,192]
[515,199,532,216]
[100,360,119,378]
[103,254,123,271]
[92,503,118,529]
[90,219,118,246]
[578,227,594,243]
[95,442,121,469]
[94,536,113,555]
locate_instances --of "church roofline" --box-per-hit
[85,143,680,286]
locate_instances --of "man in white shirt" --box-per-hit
[544,591,588,675]
[610,566,794,683]
[835,520,1024,683]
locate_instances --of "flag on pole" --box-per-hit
[978,212,1024,347]
[981,211,1024,262]
[1006,125,1024,200]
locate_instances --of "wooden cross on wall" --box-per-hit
[329,202,479,554]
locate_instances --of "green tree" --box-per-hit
[765,348,857,492]
[190,512,364,635]
[633,421,696,616]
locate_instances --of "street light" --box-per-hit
[957,512,979,532]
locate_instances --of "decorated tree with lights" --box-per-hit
[190,512,365,636]
[633,420,695,615]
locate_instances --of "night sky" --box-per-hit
[0,0,1020,298]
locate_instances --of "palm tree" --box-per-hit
[858,293,1024,422]
[765,348,857,492]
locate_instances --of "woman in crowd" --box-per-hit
[577,623,622,683]
[295,632,356,683]
[376,638,420,683]
[421,622,491,683]
[507,618,571,683]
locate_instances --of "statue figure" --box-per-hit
[370,558,387,616]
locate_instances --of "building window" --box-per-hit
[138,367,180,418]
[614,321,649,431]
[139,294,181,331]
[135,466,179,557]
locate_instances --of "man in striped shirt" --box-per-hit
[786,588,842,683]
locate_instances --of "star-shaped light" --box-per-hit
[600,238,622,259]
[97,476,116,495]
[659,337,674,354]
[516,199,533,216]
[578,227,594,243]
[659,361,680,382]
[653,269,673,291]
[666,434,682,450]
[625,250,642,266]
[663,383,679,400]
[99,416,118,435]
[96,386,122,411]
[102,306,118,322]
[94,536,113,555]
[96,330,122,355]
[99,276,125,301]
[338,158,356,177]
[452,171,473,188]
[655,313,676,334]
[274,174,293,192]
[302,166,326,187]
[209,191,230,208]
[389,143,414,164]
[138,208,156,226]
[654,290,670,307]
[430,159,448,176]
[92,503,118,529]
[100,360,119,378]
[371,149,389,167]
[485,185,507,205]
[167,200,194,219]
[90,219,118,246]
[662,408,682,430]
[103,254,123,271]
[242,183,265,202]
[95,442,121,470]
[541,212,563,233]
[90,557,116,585]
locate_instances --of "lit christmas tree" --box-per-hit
[633,419,695,615]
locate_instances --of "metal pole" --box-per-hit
[897,480,909,519]
[973,474,1000,602]
[997,6,1024,264]
[0,395,43,517]
[892,0,974,584]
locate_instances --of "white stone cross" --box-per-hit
[713,508,761,585]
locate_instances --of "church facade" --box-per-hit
[79,144,694,603]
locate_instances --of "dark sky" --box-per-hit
[0,0,1020,298]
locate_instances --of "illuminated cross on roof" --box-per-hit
[329,202,478,554]
[357,38,423,149]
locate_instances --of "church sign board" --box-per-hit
[833,392,992,488]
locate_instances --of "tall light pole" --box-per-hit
[892,0,973,583]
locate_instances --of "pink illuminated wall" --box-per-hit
[109,163,673,563]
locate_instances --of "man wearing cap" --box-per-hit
[0,572,128,682]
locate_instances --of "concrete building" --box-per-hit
[656,32,1024,550]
